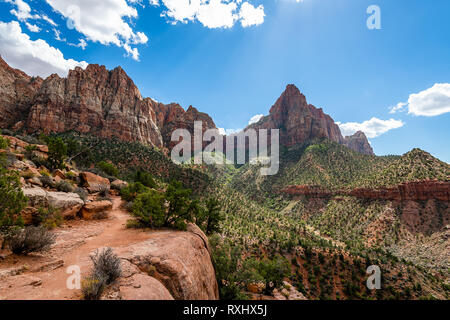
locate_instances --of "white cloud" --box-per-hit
[248,114,263,125]
[25,22,40,32]
[239,2,264,27]
[45,0,148,60]
[218,128,242,135]
[4,0,39,21]
[159,0,264,28]
[337,117,404,138]
[0,21,88,78]
[391,83,450,117]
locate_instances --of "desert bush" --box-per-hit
[19,135,41,145]
[39,175,55,188]
[81,270,106,300]
[74,187,88,201]
[8,226,56,255]
[56,180,74,193]
[24,145,38,159]
[34,207,63,229]
[90,247,122,285]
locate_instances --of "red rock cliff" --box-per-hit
[24,64,163,148]
[282,180,450,202]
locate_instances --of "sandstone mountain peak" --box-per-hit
[343,131,374,155]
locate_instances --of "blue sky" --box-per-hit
[0,0,449,162]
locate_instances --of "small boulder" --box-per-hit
[111,179,128,191]
[81,200,113,220]
[80,172,110,193]
[53,169,66,180]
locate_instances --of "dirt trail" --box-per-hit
[0,197,152,300]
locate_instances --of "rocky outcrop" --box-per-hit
[118,223,219,300]
[348,181,450,202]
[344,131,374,155]
[282,180,450,202]
[22,187,84,219]
[0,56,42,128]
[81,200,113,220]
[80,172,110,193]
[24,65,163,148]
[153,104,218,149]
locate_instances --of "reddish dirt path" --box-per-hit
[0,197,152,300]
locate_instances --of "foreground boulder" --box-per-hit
[81,200,113,220]
[22,187,84,219]
[80,172,110,193]
[116,223,219,300]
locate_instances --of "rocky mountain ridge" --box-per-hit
[1,57,372,155]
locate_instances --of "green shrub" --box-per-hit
[34,207,63,229]
[135,170,156,188]
[132,191,165,227]
[201,198,223,235]
[131,180,200,231]
[97,161,119,177]
[24,145,38,159]
[47,137,67,169]
[0,160,28,231]
[0,135,9,149]
[120,182,149,202]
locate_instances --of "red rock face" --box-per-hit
[247,84,373,155]
[0,56,42,128]
[344,131,374,155]
[25,64,163,148]
[248,84,344,147]
[282,180,450,202]
[153,103,218,149]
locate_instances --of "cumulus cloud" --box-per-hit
[390,83,450,117]
[0,21,88,78]
[239,2,265,27]
[4,0,39,21]
[4,0,56,27]
[248,114,264,125]
[337,117,404,138]
[25,22,40,32]
[45,0,148,60]
[158,0,265,28]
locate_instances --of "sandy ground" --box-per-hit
[0,197,152,300]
